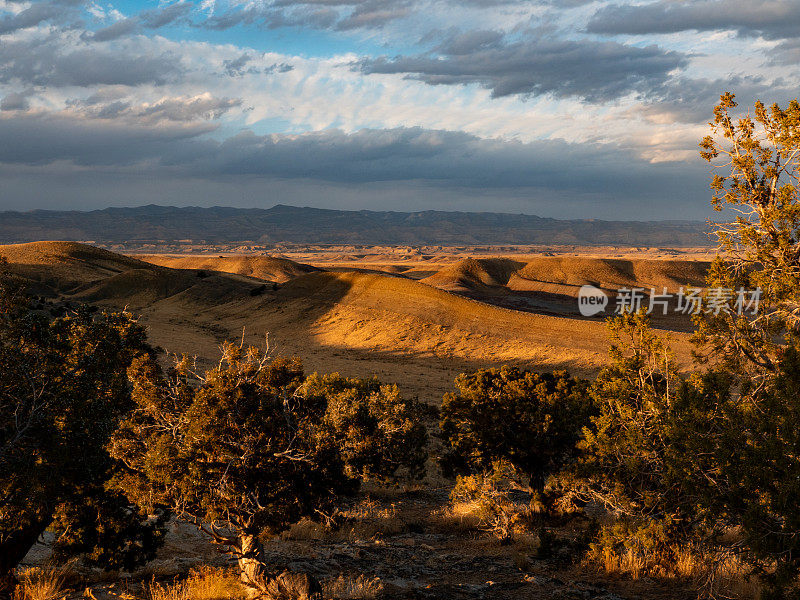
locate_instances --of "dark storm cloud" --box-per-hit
[587,0,800,40]
[0,114,713,217]
[0,112,708,202]
[360,35,686,101]
[0,36,184,87]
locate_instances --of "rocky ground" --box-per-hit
[25,488,696,600]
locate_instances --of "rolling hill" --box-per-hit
[137,255,319,283]
[422,257,710,296]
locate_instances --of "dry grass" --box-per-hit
[286,497,407,544]
[594,545,761,600]
[12,565,73,600]
[145,567,247,600]
[322,574,383,600]
[447,466,535,544]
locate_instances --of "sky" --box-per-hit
[0,0,797,219]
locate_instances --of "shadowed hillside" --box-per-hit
[421,258,526,292]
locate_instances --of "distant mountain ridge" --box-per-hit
[0,204,712,246]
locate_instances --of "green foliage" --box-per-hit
[698,92,800,375]
[111,347,348,538]
[580,310,800,596]
[681,350,800,595]
[300,372,428,482]
[694,93,800,596]
[439,365,591,492]
[50,491,167,572]
[0,278,161,585]
[578,311,685,518]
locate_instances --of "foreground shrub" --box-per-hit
[577,310,800,598]
[300,373,429,482]
[440,365,591,496]
[449,459,530,543]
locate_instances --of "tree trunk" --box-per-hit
[235,534,321,600]
[0,516,52,595]
[237,534,269,593]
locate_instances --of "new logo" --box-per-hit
[578,285,608,317]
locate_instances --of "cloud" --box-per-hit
[0,111,216,167]
[87,18,139,42]
[0,90,30,110]
[83,1,193,41]
[203,0,413,31]
[0,2,67,35]
[587,0,800,40]
[0,0,776,219]
[0,112,713,217]
[630,75,798,124]
[139,2,193,28]
[0,35,184,87]
[222,52,294,76]
[223,52,255,76]
[66,93,243,123]
[0,111,706,193]
[360,34,686,101]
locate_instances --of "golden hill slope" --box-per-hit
[137,255,318,283]
[0,241,155,290]
[0,241,259,309]
[513,257,709,294]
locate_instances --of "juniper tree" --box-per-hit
[698,92,800,376]
[0,272,163,591]
[110,344,428,593]
[439,365,590,495]
[576,94,800,596]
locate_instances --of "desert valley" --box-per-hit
[1,237,726,600]
[2,241,711,399]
